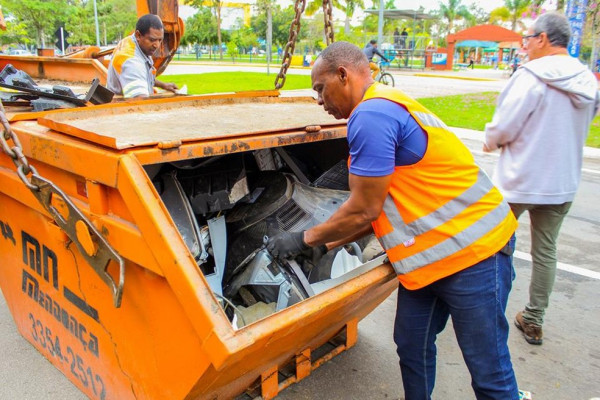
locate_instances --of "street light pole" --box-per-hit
[377,0,384,44]
[93,0,101,47]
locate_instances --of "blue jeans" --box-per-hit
[393,238,518,400]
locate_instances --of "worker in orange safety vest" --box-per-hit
[267,41,520,400]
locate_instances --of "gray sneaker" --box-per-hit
[514,311,543,345]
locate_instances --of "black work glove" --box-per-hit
[267,231,310,259]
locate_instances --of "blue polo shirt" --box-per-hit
[348,98,427,177]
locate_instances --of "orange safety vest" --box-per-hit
[108,36,157,98]
[359,83,517,290]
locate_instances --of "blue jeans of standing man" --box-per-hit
[393,238,518,400]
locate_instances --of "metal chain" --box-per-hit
[0,100,125,307]
[274,0,306,90]
[323,0,335,46]
[0,102,39,190]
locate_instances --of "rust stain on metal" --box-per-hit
[305,125,321,132]
[157,140,182,149]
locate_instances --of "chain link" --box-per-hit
[0,100,125,307]
[0,101,39,190]
[323,0,335,46]
[274,0,306,90]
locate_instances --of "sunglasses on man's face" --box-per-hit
[522,33,541,45]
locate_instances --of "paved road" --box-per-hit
[1,70,599,400]
[162,62,508,99]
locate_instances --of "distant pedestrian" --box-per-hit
[510,56,520,76]
[393,28,400,50]
[484,12,599,345]
[468,56,474,69]
[400,27,408,48]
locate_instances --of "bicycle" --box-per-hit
[376,61,395,87]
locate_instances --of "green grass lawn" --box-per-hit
[420,92,498,131]
[160,73,600,148]
[173,54,282,65]
[420,91,600,148]
[162,72,312,94]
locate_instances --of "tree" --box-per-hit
[489,6,511,27]
[437,0,474,35]
[489,0,532,31]
[299,10,330,52]
[226,41,239,61]
[65,0,96,45]
[181,7,229,58]
[237,27,259,52]
[332,0,365,34]
[468,4,490,26]
[0,19,31,47]
[251,4,307,47]
[185,0,224,59]
[101,0,137,44]
[182,7,219,45]
[255,0,276,63]
[3,0,69,48]
[308,0,364,35]
[504,0,532,31]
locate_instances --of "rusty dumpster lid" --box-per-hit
[37,94,345,150]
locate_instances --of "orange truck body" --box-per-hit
[0,92,397,399]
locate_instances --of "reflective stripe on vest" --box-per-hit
[379,169,510,274]
[412,111,449,130]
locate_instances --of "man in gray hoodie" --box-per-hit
[484,12,598,345]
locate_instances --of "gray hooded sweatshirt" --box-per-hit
[485,55,599,204]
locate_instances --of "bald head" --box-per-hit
[317,41,371,76]
[311,42,375,120]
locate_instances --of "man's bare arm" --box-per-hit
[304,173,392,247]
[325,224,374,250]
[155,79,178,93]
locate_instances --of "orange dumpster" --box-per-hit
[0,92,397,399]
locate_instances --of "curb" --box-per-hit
[451,127,600,161]
[413,73,499,82]
[170,60,312,70]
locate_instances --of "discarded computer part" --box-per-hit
[157,171,226,295]
[175,155,250,216]
[312,159,350,190]
[224,249,310,314]
[305,244,364,284]
[225,172,350,273]
[253,148,284,171]
[222,240,370,328]
[158,171,207,262]
[150,148,375,327]
[310,254,389,295]
[205,216,227,296]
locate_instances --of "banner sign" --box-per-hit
[432,53,447,65]
[566,0,588,58]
